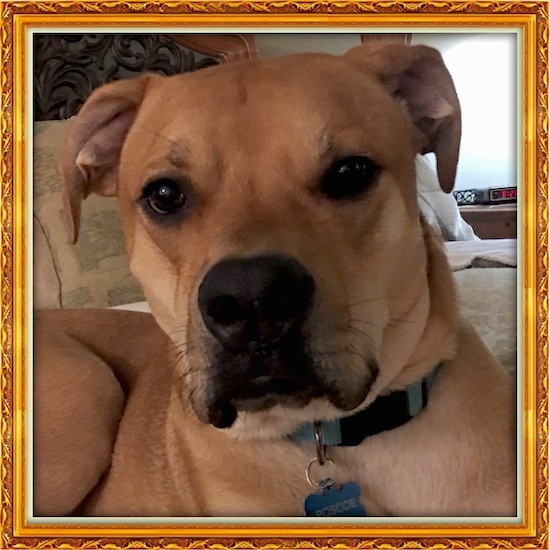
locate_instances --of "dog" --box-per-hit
[33,40,516,518]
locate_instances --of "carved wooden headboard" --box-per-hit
[34,33,258,121]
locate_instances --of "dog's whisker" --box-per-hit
[171,349,194,364]
[183,384,198,411]
[168,342,199,383]
[179,352,196,364]
[181,367,203,380]
[167,340,195,354]
[166,325,188,338]
[166,342,191,351]
[166,340,194,354]
[173,346,195,360]
[176,357,200,373]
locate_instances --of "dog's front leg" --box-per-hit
[33,313,125,516]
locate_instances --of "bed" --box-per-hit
[32,33,518,376]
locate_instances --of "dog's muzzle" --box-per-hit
[197,254,320,427]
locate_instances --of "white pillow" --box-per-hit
[416,155,479,241]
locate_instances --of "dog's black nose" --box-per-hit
[198,254,315,350]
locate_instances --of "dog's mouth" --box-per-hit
[205,375,323,429]
[199,344,321,429]
[192,342,377,429]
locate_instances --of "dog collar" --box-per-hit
[293,364,440,447]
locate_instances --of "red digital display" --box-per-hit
[490,187,517,202]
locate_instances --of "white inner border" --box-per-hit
[26,26,523,526]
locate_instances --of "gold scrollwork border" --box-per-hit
[1,1,548,549]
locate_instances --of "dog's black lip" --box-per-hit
[199,345,378,428]
[202,378,319,428]
[204,370,323,427]
[207,401,238,429]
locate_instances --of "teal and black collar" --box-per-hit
[294,365,440,447]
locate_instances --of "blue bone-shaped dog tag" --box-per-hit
[305,481,367,517]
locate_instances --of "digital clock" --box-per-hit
[463,186,518,205]
[489,187,517,203]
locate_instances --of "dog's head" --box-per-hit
[63,42,460,438]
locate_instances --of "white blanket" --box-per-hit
[445,238,517,271]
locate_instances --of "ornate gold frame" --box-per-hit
[1,1,548,549]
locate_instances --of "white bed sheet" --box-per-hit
[111,301,150,312]
[445,238,517,271]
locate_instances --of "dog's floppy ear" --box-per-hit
[344,42,461,193]
[62,74,154,243]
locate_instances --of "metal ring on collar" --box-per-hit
[313,421,327,465]
[305,457,335,488]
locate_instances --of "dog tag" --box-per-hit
[305,481,367,517]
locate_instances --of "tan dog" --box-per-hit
[34,41,516,517]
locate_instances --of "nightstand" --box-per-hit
[458,204,517,239]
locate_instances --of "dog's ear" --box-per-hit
[62,74,154,243]
[344,42,461,193]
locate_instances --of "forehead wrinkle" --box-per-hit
[129,120,181,150]
[168,144,186,168]
[314,106,356,162]
[319,128,333,159]
[136,133,190,178]
[318,113,382,164]
[130,110,193,166]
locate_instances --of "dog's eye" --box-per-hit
[141,179,187,216]
[320,156,380,200]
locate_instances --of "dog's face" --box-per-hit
[63,42,461,438]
